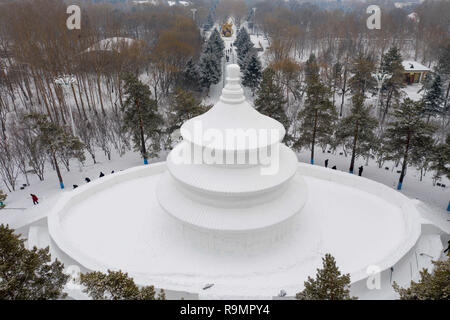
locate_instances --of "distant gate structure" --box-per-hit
[221,21,233,37]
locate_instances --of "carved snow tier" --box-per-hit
[157,64,307,252]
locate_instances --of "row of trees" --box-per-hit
[251,0,449,67]
[235,27,263,93]
[252,45,449,190]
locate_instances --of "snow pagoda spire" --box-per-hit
[157,64,307,251]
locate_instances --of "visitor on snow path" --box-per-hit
[325,159,329,168]
[444,241,450,257]
[358,166,364,177]
[30,194,39,205]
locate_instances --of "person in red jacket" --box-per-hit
[30,194,39,205]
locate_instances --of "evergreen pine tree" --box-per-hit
[23,113,85,189]
[80,270,165,300]
[436,43,450,112]
[393,259,450,300]
[297,54,338,164]
[242,50,262,94]
[122,73,162,164]
[336,93,378,173]
[296,254,357,300]
[167,88,210,139]
[254,68,289,131]
[210,28,225,59]
[0,224,69,299]
[379,47,405,127]
[235,28,253,69]
[385,98,436,190]
[423,74,444,120]
[409,134,436,182]
[348,52,375,96]
[182,58,201,92]
[234,28,244,48]
[199,51,221,92]
[429,133,450,183]
[0,189,6,209]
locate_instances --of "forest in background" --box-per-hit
[0,0,448,197]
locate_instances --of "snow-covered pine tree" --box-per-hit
[429,133,450,184]
[384,98,436,190]
[210,28,225,59]
[80,270,166,300]
[297,54,338,164]
[235,28,253,69]
[348,52,375,96]
[242,50,262,94]
[23,113,85,189]
[393,259,450,300]
[436,43,450,112]
[296,254,357,300]
[379,47,405,127]
[0,189,6,209]
[167,88,210,140]
[203,12,214,31]
[199,51,221,92]
[234,28,244,48]
[423,74,444,120]
[182,58,201,91]
[409,134,436,182]
[336,92,378,174]
[122,73,162,164]
[254,68,289,131]
[0,224,69,299]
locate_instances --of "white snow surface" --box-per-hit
[49,165,412,298]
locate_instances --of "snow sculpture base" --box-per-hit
[48,163,422,298]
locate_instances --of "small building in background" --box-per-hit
[402,60,430,84]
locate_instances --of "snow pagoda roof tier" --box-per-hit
[158,64,306,235]
[180,64,285,153]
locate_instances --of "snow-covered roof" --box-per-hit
[181,64,285,152]
[402,60,430,72]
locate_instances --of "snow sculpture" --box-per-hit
[157,65,307,251]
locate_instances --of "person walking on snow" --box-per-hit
[444,240,450,257]
[358,166,364,177]
[325,159,329,168]
[30,194,39,205]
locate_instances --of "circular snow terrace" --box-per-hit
[48,163,421,298]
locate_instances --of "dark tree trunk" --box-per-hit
[398,132,411,190]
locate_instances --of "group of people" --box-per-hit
[324,159,364,177]
[225,47,233,63]
[30,171,117,205]
[75,171,115,189]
